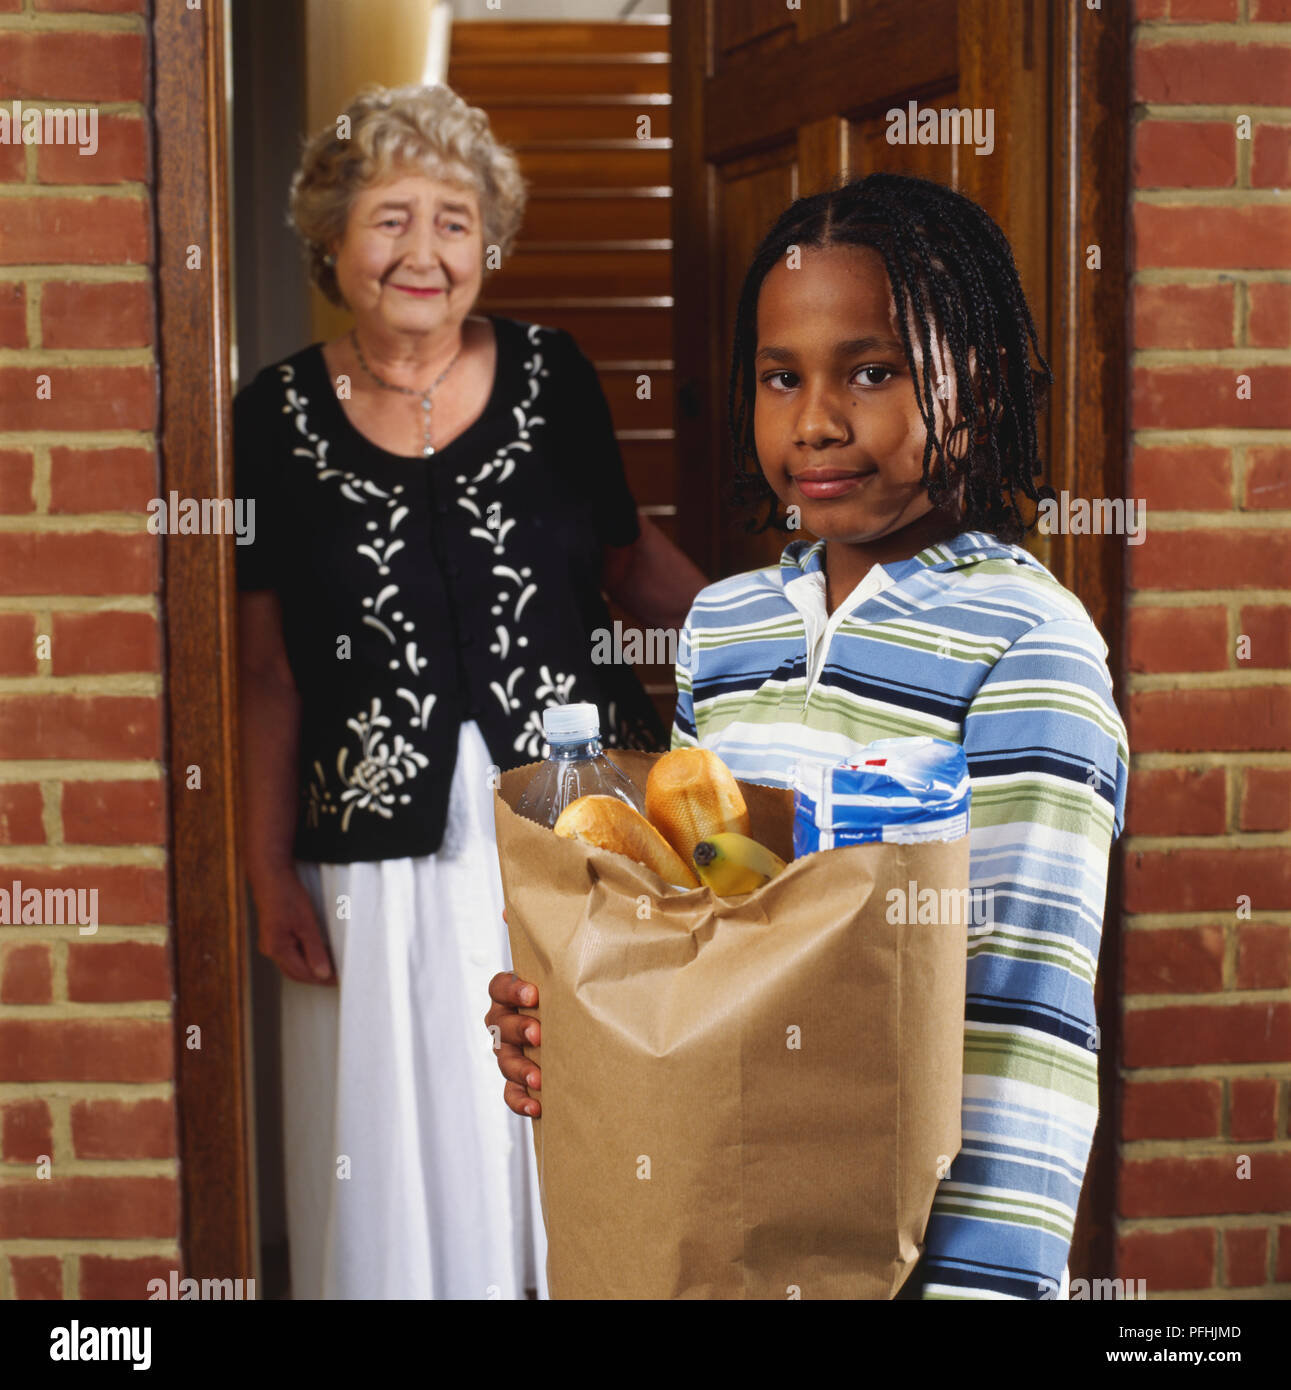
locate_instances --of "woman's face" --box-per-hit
[753,242,964,545]
[331,169,485,339]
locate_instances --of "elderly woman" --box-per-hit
[234,82,705,1300]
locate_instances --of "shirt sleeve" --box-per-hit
[232,374,282,593]
[670,614,699,749]
[918,617,1129,1300]
[548,329,641,550]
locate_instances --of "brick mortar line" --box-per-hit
[1132,99,1291,115]
[0,267,150,283]
[1131,428,1291,442]
[0,928,168,943]
[1134,269,1291,283]
[0,184,148,199]
[38,777,59,847]
[30,440,49,512]
[1123,830,1291,848]
[1130,514,1291,528]
[0,843,167,854]
[1134,105,1291,120]
[1128,592,1291,606]
[1128,593,1291,607]
[34,601,50,676]
[0,1081,172,1099]
[0,675,161,694]
[0,1161,178,1179]
[0,1002,172,1018]
[0,100,145,115]
[1132,189,1288,205]
[1126,907,1291,922]
[1133,350,1291,365]
[0,843,166,864]
[1121,988,1290,1006]
[0,597,158,613]
[0,431,155,447]
[1122,993,1289,1011]
[0,760,163,777]
[0,1240,181,1258]
[1120,1063,1291,1078]
[1127,671,1291,689]
[1115,1217,1291,1234]
[0,348,156,366]
[0,516,157,532]
[1135,19,1291,39]
[0,14,143,31]
[1124,913,1291,927]
[23,277,39,350]
[1120,1140,1291,1155]
[51,936,65,1003]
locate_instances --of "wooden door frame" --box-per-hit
[671,0,1131,1285]
[154,0,255,1283]
[158,0,1129,1289]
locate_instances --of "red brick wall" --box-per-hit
[0,0,176,1300]
[1119,0,1291,1295]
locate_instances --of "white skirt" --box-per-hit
[279,719,548,1300]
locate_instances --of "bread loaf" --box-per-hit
[553,795,699,888]
[645,747,751,866]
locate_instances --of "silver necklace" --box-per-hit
[350,329,462,457]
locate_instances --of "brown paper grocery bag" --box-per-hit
[494,749,968,1300]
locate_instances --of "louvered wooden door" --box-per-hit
[450,18,679,728]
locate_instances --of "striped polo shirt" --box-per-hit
[671,528,1129,1300]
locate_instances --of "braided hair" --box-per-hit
[727,172,1052,545]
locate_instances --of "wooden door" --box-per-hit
[672,0,1054,580]
[670,0,1130,1285]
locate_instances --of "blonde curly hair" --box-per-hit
[289,83,527,306]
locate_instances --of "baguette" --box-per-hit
[553,795,699,888]
[645,747,751,867]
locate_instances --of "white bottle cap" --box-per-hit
[542,702,600,742]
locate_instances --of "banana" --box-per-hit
[691,832,787,896]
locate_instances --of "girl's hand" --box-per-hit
[486,968,542,1117]
[251,868,335,984]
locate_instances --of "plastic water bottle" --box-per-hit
[514,703,645,828]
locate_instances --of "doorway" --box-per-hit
[159,0,1130,1292]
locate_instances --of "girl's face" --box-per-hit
[331,170,484,338]
[753,243,962,546]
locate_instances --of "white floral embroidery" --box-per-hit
[334,698,429,831]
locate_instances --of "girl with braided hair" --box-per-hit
[489,172,1129,1300]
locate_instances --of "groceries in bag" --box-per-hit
[793,736,971,859]
[513,702,644,828]
[539,737,781,895]
[691,831,786,895]
[645,746,751,864]
[553,794,699,888]
[493,747,970,1299]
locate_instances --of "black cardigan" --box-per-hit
[233,314,665,862]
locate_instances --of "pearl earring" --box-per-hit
[323,252,336,266]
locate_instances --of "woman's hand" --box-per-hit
[252,867,335,984]
[486,968,542,1117]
